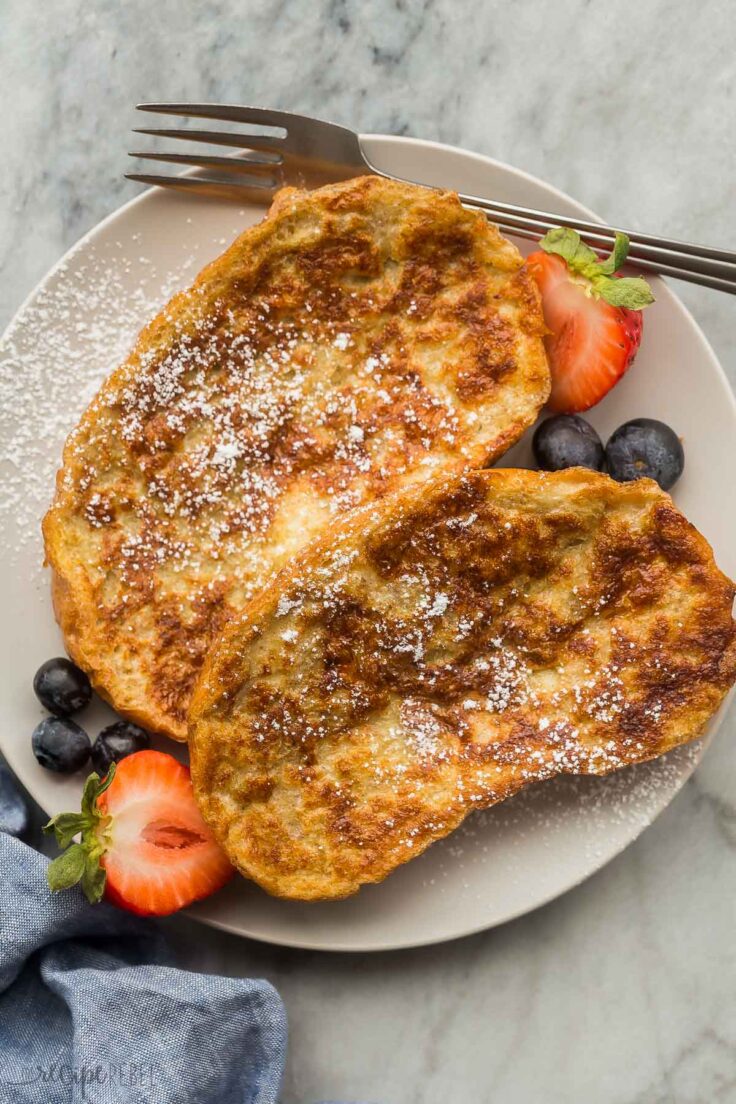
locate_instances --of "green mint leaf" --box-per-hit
[43,812,88,850]
[80,853,107,904]
[539,227,599,269]
[597,276,656,309]
[47,843,87,892]
[598,232,630,275]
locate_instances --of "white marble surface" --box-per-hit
[2,1,736,1101]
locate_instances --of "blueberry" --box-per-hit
[605,418,684,491]
[91,721,150,775]
[32,718,91,773]
[532,415,605,472]
[33,658,92,717]
[0,764,29,838]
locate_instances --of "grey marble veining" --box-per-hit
[2,1,735,1101]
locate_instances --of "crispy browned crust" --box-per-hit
[43,176,549,739]
[189,468,736,900]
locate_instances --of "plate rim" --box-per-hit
[2,132,734,951]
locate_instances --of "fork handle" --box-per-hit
[455,193,736,295]
[480,216,736,296]
[457,191,734,262]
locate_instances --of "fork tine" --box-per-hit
[137,103,296,132]
[129,150,281,181]
[132,127,283,155]
[125,173,276,204]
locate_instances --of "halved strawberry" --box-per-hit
[45,750,233,916]
[526,228,654,414]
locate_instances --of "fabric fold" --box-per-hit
[0,832,287,1104]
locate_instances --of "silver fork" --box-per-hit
[127,104,736,295]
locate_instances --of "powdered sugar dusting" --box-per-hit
[420,740,703,897]
[0,235,203,568]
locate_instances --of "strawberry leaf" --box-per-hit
[45,766,115,904]
[598,232,630,275]
[598,276,655,309]
[47,843,87,892]
[80,764,115,820]
[539,227,599,270]
[540,226,654,309]
[43,811,88,850]
[81,853,107,904]
[97,764,116,796]
[80,774,100,820]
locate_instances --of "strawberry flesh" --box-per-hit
[527,251,643,413]
[98,750,233,916]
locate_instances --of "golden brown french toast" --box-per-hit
[43,176,549,739]
[189,468,736,900]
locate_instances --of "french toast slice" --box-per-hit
[189,468,736,900]
[43,176,549,739]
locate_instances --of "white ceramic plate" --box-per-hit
[1,136,734,952]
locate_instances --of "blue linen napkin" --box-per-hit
[0,827,289,1103]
